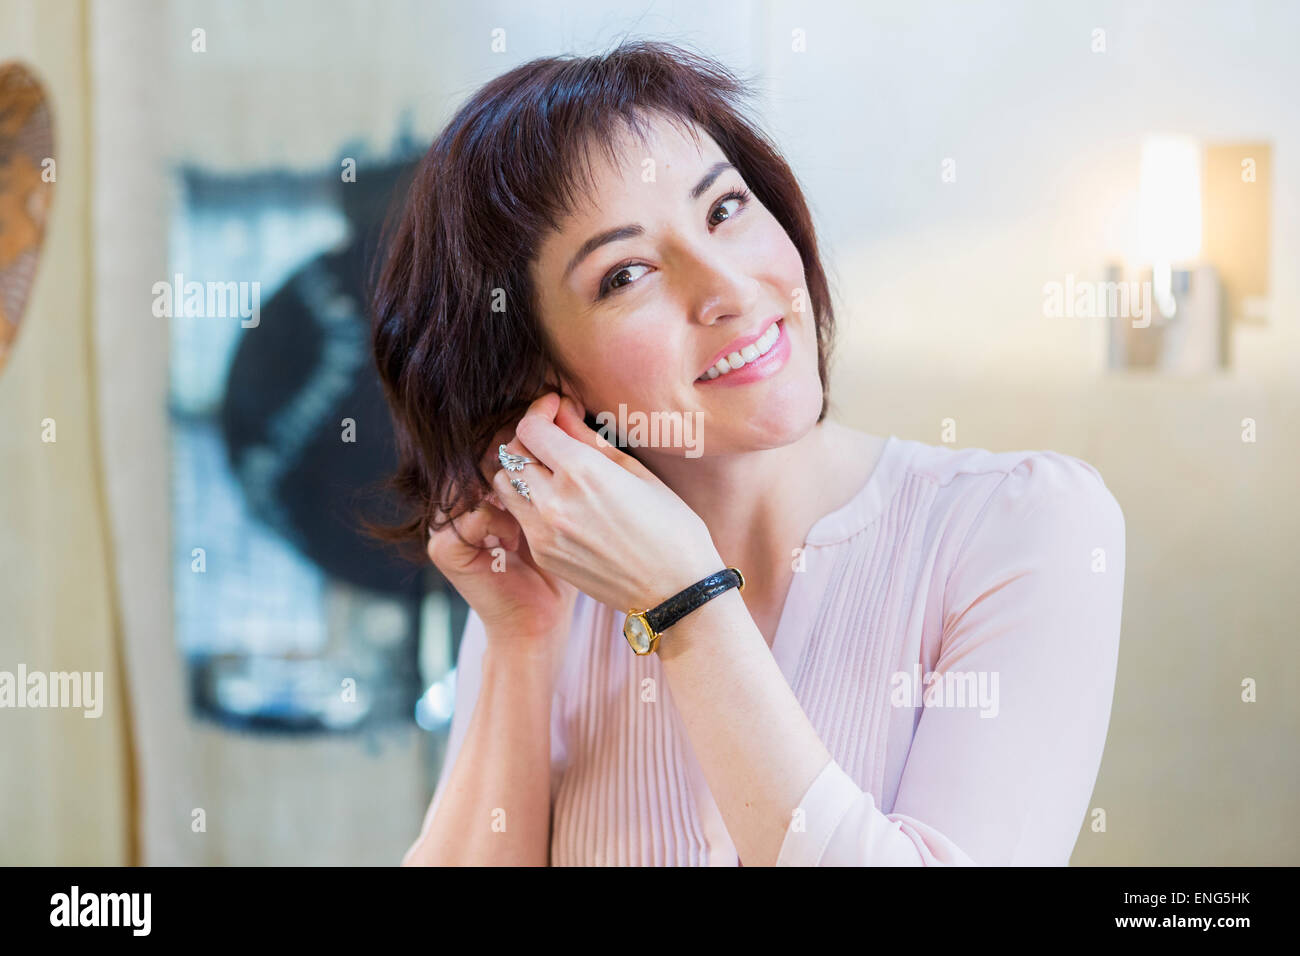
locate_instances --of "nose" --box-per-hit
[673,236,762,327]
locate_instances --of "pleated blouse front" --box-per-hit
[421,434,1126,865]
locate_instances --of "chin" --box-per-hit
[727,379,824,451]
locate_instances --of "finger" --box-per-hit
[478,423,520,486]
[439,503,513,550]
[555,393,613,453]
[431,500,521,556]
[480,417,558,488]
[514,391,616,476]
[477,501,522,548]
[555,393,660,483]
[491,461,545,522]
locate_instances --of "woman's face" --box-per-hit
[529,114,824,458]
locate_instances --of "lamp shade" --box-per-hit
[1137,134,1202,265]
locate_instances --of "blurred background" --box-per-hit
[0,0,1295,865]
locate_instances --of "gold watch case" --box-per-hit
[622,609,659,656]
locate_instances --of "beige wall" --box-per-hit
[0,0,134,865]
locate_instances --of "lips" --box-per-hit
[696,316,784,382]
[694,317,789,387]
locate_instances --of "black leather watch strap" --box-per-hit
[645,568,744,635]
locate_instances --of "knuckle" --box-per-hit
[550,468,574,495]
[546,507,574,546]
[558,462,589,495]
[527,495,550,528]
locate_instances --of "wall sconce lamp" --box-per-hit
[1108,135,1272,373]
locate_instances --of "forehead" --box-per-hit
[541,114,728,248]
[587,113,721,196]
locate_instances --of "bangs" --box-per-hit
[442,42,757,264]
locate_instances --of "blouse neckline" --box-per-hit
[802,434,911,547]
[768,433,912,680]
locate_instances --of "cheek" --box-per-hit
[747,217,816,351]
[568,329,677,409]
[745,215,806,288]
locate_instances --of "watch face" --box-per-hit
[623,613,654,655]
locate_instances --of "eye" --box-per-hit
[597,261,651,299]
[708,187,752,227]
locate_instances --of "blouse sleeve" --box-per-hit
[776,451,1126,866]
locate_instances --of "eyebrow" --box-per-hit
[562,161,737,281]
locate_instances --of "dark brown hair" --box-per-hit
[369,39,837,555]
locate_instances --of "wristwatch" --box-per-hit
[622,567,745,655]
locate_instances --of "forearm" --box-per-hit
[655,588,832,866]
[403,639,556,866]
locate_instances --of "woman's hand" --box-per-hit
[425,436,579,663]
[490,392,725,615]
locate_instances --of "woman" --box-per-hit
[372,41,1125,866]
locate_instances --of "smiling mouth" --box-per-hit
[696,318,784,383]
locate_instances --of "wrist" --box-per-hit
[653,585,745,663]
[645,548,726,608]
[481,633,562,680]
[623,562,743,657]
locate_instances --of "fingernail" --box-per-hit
[483,534,500,548]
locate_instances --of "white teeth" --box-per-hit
[698,319,782,381]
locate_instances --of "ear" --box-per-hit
[543,370,589,419]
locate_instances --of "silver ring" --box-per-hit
[499,443,534,472]
[510,477,532,502]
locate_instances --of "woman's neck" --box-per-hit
[638,419,886,580]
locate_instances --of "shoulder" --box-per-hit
[802,431,1123,553]
[894,440,1128,632]
[882,439,1126,620]
[894,437,1125,544]
[899,435,1112,493]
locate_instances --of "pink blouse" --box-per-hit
[416,435,1126,865]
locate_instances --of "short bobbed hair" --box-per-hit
[369,40,837,554]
